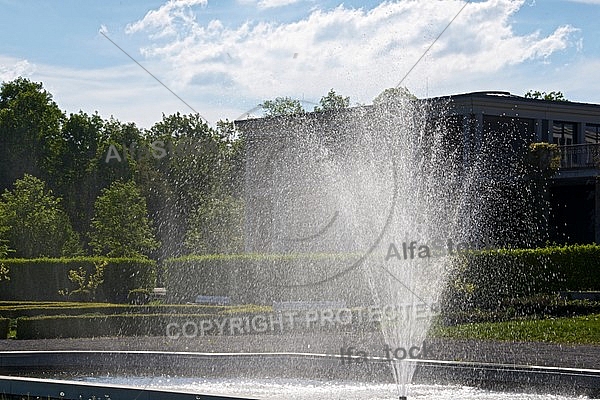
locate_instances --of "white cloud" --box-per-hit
[123,0,579,108]
[0,57,36,82]
[125,0,208,38]
[236,0,303,8]
[2,0,590,130]
[257,0,302,9]
[566,0,600,4]
[0,56,214,128]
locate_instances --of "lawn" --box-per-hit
[432,314,600,344]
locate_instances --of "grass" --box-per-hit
[431,314,600,344]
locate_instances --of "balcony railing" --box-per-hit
[559,143,600,169]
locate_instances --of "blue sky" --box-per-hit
[1,0,599,128]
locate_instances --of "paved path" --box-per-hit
[2,334,599,370]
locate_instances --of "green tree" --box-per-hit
[314,89,350,112]
[0,207,12,259]
[144,113,241,257]
[373,87,417,106]
[0,174,82,258]
[47,111,108,237]
[0,78,64,192]
[524,90,568,101]
[89,180,159,257]
[185,195,244,254]
[260,97,304,117]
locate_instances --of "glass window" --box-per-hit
[553,121,576,145]
[585,124,600,143]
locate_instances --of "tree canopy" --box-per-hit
[0,77,250,260]
[260,97,305,117]
[373,87,417,107]
[89,180,159,258]
[524,90,568,102]
[314,89,350,112]
[0,174,81,258]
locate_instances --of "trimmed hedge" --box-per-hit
[0,317,9,339]
[16,314,195,339]
[166,246,600,307]
[16,306,387,339]
[0,303,265,319]
[0,257,156,303]
[445,244,600,310]
[164,253,371,305]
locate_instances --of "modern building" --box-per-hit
[440,91,600,244]
[236,91,600,252]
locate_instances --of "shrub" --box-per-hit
[0,317,9,339]
[128,288,151,305]
[443,244,600,312]
[0,257,156,302]
[0,302,242,319]
[164,253,370,305]
[60,260,107,301]
[16,314,211,339]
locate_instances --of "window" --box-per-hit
[553,121,576,145]
[585,124,600,144]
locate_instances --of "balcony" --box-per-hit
[559,143,600,169]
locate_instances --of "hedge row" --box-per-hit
[165,245,600,307]
[164,253,371,305]
[0,257,156,303]
[16,307,394,339]
[16,314,194,339]
[445,244,600,310]
[0,303,268,319]
[440,295,600,326]
[0,317,9,339]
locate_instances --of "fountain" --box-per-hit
[237,94,517,397]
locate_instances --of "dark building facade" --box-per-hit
[441,91,600,244]
[237,91,600,252]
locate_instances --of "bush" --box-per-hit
[0,257,156,303]
[0,302,239,319]
[164,253,371,305]
[128,288,151,305]
[444,244,600,312]
[0,317,9,339]
[15,313,221,339]
[15,306,383,339]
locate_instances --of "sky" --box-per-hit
[1,0,599,128]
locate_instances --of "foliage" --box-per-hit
[260,96,305,117]
[443,244,600,312]
[527,142,561,177]
[0,257,156,303]
[0,301,269,319]
[89,180,159,257]
[0,206,12,260]
[314,89,350,112]
[0,317,8,339]
[0,78,247,262]
[164,253,363,304]
[144,113,241,258]
[0,262,8,282]
[59,260,108,301]
[524,90,568,101]
[0,174,83,257]
[373,87,417,106]
[185,195,244,255]
[0,77,64,191]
